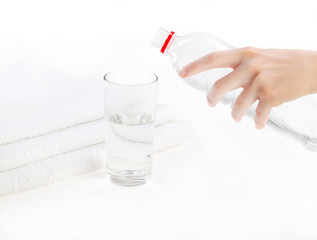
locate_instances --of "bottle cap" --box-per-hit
[151,28,175,54]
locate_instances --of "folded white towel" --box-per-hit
[0,59,192,196]
[0,104,177,172]
[0,121,191,196]
[0,59,104,145]
[0,59,181,146]
[0,144,106,196]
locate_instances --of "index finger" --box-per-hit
[178,48,243,78]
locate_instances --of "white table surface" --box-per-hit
[1,0,317,239]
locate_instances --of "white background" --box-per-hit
[1,0,317,239]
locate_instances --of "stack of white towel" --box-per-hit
[0,59,191,196]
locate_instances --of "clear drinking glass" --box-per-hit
[103,70,158,186]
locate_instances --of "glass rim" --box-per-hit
[103,70,158,86]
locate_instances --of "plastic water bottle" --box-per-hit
[152,28,317,151]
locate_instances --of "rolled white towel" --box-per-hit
[0,120,191,197]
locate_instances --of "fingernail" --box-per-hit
[231,112,240,122]
[207,101,216,107]
[178,68,187,78]
[255,122,264,129]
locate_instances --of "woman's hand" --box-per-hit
[179,47,317,129]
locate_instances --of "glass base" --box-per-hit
[107,169,151,187]
[110,175,150,187]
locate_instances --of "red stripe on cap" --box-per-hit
[160,31,175,54]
